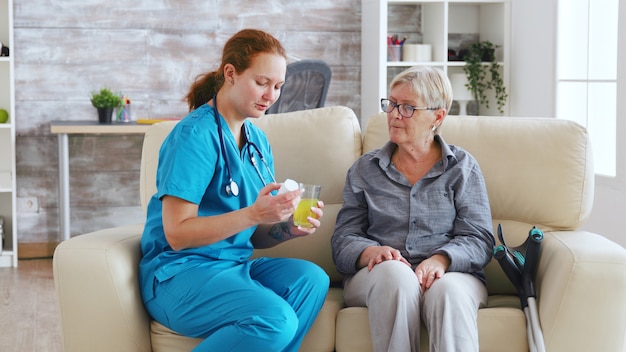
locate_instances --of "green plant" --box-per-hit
[90,88,123,109]
[0,108,8,123]
[462,41,508,114]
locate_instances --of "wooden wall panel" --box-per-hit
[12,0,363,250]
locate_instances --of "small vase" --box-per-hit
[97,107,114,124]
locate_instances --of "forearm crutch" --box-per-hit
[494,224,546,352]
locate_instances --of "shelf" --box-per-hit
[361,0,510,124]
[0,171,11,191]
[387,61,446,67]
[386,60,505,67]
[389,0,434,3]
[0,0,16,267]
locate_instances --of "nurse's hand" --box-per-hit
[252,183,302,224]
[289,200,325,237]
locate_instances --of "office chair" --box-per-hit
[266,59,332,114]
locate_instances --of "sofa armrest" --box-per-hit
[53,224,152,352]
[537,230,626,351]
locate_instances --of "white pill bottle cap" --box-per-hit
[278,178,299,194]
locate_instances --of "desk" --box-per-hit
[50,121,152,241]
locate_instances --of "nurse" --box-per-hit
[139,29,330,352]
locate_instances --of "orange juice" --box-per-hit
[294,198,319,227]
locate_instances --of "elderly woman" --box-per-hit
[331,66,495,352]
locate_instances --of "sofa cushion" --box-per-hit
[335,300,528,352]
[150,322,201,352]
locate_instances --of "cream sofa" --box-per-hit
[53,106,626,352]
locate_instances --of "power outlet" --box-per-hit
[17,197,39,213]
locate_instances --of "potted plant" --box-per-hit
[90,87,123,123]
[461,40,508,114]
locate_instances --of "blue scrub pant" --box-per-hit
[145,257,329,352]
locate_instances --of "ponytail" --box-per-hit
[185,71,224,111]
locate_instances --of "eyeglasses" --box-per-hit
[380,99,438,118]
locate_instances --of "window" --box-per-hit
[557,0,619,177]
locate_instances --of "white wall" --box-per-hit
[579,0,626,248]
[509,0,557,117]
[511,0,626,248]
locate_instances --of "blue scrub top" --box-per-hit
[139,104,275,302]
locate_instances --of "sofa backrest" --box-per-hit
[140,108,594,292]
[363,112,594,294]
[363,112,594,231]
[140,121,179,213]
[250,106,362,282]
[140,106,362,283]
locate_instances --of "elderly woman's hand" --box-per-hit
[358,245,411,271]
[414,253,450,291]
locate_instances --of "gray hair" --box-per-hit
[389,66,453,112]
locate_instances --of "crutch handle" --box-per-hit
[494,245,525,302]
[522,227,543,298]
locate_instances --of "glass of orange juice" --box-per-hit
[293,183,321,228]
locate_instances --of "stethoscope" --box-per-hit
[213,95,275,196]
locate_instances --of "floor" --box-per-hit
[0,259,64,352]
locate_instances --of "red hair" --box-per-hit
[185,29,287,111]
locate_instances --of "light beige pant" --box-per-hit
[343,260,487,352]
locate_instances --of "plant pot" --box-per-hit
[97,107,114,124]
[481,48,495,62]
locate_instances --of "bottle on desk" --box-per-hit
[116,96,133,122]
